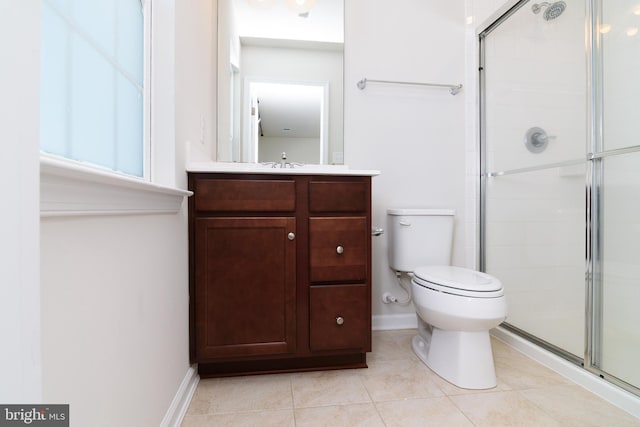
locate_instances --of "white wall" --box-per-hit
[37,1,217,426]
[176,0,217,185]
[344,0,467,324]
[0,0,42,403]
[40,214,190,427]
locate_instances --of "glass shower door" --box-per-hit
[591,0,640,390]
[597,154,640,389]
[480,0,588,359]
[480,0,640,395]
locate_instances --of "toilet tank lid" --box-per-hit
[387,208,455,216]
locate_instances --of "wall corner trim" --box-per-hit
[159,365,199,427]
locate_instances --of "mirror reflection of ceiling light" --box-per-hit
[626,27,638,36]
[599,24,612,34]
[285,0,316,14]
[634,6,640,16]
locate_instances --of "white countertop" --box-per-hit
[187,162,380,176]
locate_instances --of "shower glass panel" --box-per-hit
[484,167,586,357]
[601,1,640,152]
[481,1,587,358]
[599,154,640,389]
[482,0,640,395]
[595,0,640,390]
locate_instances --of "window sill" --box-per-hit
[40,154,192,217]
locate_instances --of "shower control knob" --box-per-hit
[336,245,344,254]
[336,316,344,326]
[287,232,295,241]
[525,127,555,153]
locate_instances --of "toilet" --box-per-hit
[387,208,507,389]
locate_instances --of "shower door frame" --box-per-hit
[477,0,640,397]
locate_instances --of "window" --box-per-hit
[40,0,146,178]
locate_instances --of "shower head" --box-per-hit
[531,1,566,21]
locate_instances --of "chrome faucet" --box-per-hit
[280,152,287,168]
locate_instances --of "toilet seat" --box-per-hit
[413,266,504,298]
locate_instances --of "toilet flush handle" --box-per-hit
[399,221,412,226]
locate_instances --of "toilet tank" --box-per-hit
[387,208,455,272]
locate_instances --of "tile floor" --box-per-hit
[181,329,640,426]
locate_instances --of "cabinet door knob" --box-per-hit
[336,245,344,254]
[287,232,295,241]
[336,316,344,325]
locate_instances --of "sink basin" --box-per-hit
[252,162,347,170]
[186,162,379,176]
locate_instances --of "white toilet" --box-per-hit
[387,208,507,389]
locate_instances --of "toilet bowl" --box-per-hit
[411,265,506,389]
[387,209,507,390]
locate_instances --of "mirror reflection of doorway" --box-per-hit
[243,80,328,164]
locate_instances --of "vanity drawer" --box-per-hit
[194,178,295,212]
[309,217,367,283]
[309,181,368,213]
[309,284,369,351]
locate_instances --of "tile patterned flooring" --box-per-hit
[182,329,640,426]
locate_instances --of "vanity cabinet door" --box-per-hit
[309,217,368,283]
[194,217,296,360]
[309,284,369,351]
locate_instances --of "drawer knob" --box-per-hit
[336,245,344,254]
[288,232,295,241]
[336,316,344,326]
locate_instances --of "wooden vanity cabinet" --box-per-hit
[188,173,372,377]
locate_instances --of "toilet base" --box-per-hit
[412,327,497,390]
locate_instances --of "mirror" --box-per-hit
[217,0,344,164]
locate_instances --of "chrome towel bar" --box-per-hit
[356,77,463,95]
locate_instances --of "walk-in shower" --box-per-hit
[479,0,640,397]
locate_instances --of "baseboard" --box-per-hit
[492,326,640,419]
[160,365,199,427]
[372,313,417,331]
